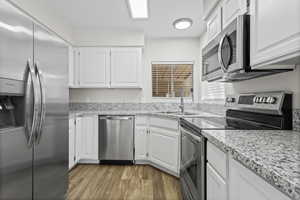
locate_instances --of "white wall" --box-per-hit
[72,29,145,47]
[199,32,300,108]
[8,0,73,43]
[69,37,201,103]
[69,89,142,103]
[143,37,201,102]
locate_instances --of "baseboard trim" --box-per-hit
[78,159,99,164]
[74,159,179,178]
[135,159,179,178]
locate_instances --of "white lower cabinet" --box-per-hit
[207,163,227,200]
[134,116,180,175]
[134,127,148,161]
[149,127,179,174]
[76,115,99,163]
[229,158,290,200]
[68,118,76,169]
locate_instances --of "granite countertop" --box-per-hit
[200,128,300,200]
[69,110,220,119]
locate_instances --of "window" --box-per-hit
[152,62,193,98]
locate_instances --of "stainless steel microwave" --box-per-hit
[202,15,293,82]
[202,15,250,82]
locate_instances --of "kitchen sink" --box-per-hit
[156,111,197,116]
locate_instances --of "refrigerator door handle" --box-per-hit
[35,62,46,144]
[24,60,40,146]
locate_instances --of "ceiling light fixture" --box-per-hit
[127,0,149,19]
[173,18,193,30]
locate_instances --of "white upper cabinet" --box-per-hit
[71,47,142,88]
[76,47,110,88]
[222,0,248,28]
[250,0,300,67]
[203,0,221,19]
[206,7,222,43]
[110,48,142,88]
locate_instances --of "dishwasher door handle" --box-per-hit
[102,116,133,120]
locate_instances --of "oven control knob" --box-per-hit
[226,97,235,103]
[269,97,277,104]
[258,97,264,103]
[263,97,268,104]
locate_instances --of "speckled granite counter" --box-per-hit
[69,110,220,119]
[199,128,300,200]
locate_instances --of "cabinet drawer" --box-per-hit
[150,117,178,131]
[207,163,227,200]
[135,116,148,126]
[207,141,227,179]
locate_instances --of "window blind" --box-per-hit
[152,63,193,98]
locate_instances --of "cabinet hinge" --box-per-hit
[146,153,149,157]
[74,156,76,162]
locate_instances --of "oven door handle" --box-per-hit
[218,34,227,73]
[181,127,202,143]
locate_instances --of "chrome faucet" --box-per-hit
[179,96,184,113]
[179,88,184,113]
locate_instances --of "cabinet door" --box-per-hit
[68,46,75,87]
[78,47,110,87]
[250,0,300,67]
[222,0,248,28]
[69,118,76,169]
[110,48,142,88]
[75,117,82,163]
[229,159,290,200]
[135,127,148,161]
[203,0,221,19]
[79,115,99,161]
[207,163,227,200]
[149,127,179,173]
[206,7,222,43]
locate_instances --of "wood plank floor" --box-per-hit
[67,165,182,200]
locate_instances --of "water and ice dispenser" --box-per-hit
[0,78,24,130]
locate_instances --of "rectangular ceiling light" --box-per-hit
[128,0,149,19]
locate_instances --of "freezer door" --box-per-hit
[99,116,134,161]
[0,1,34,199]
[0,0,34,81]
[0,128,33,200]
[33,24,69,200]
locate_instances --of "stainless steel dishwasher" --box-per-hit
[99,116,134,164]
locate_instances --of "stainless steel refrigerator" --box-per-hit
[0,1,69,199]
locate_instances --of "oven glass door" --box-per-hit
[181,127,202,200]
[219,30,237,72]
[202,44,222,81]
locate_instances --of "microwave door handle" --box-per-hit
[24,60,40,147]
[35,62,46,144]
[218,34,227,73]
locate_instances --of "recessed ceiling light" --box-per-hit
[173,18,193,30]
[127,0,149,19]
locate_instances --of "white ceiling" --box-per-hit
[38,0,204,38]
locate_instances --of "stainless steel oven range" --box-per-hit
[180,91,293,200]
